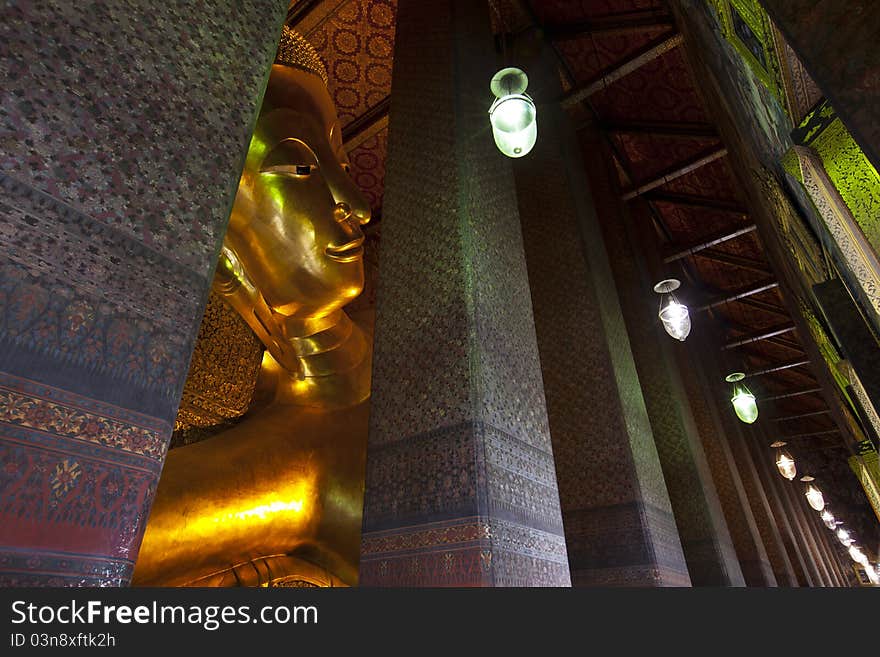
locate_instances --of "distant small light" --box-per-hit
[654,279,691,342]
[820,509,836,530]
[489,67,537,158]
[726,372,757,424]
[849,545,869,567]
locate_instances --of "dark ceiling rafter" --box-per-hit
[544,8,674,39]
[735,295,790,318]
[719,316,804,353]
[663,224,756,263]
[602,119,719,139]
[693,248,772,275]
[772,409,832,422]
[647,191,747,214]
[764,387,824,401]
[342,96,391,146]
[621,146,728,200]
[697,278,779,311]
[560,31,683,108]
[286,0,322,26]
[782,428,841,439]
[743,357,812,379]
[722,322,796,350]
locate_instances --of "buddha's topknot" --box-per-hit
[275,26,328,86]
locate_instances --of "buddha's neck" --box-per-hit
[271,310,371,408]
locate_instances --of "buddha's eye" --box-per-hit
[341,162,351,174]
[260,139,319,176]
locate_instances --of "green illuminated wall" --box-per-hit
[707,0,786,105]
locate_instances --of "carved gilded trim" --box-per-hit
[848,452,880,524]
[838,360,880,443]
[788,145,880,327]
[708,0,786,106]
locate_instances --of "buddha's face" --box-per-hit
[226,65,371,319]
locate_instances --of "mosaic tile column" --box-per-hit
[506,41,690,587]
[0,0,288,585]
[717,404,799,586]
[679,343,778,586]
[745,430,816,586]
[359,0,570,586]
[570,144,741,586]
[774,465,831,586]
[806,508,845,587]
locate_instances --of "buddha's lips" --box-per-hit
[325,236,364,262]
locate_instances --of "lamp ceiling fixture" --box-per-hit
[849,545,869,567]
[804,483,825,512]
[836,528,853,547]
[770,440,796,481]
[726,372,757,424]
[653,279,691,341]
[489,67,537,158]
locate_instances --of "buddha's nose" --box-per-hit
[334,202,353,224]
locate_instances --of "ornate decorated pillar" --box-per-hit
[805,507,845,587]
[505,34,690,587]
[745,431,817,585]
[0,1,289,585]
[720,410,800,586]
[679,343,778,585]
[573,131,741,585]
[359,0,570,586]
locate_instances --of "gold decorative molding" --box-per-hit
[788,145,880,327]
[838,360,880,444]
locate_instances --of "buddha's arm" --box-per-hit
[132,402,368,587]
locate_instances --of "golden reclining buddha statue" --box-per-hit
[132,28,372,587]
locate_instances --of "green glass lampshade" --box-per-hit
[726,373,757,424]
[489,68,537,158]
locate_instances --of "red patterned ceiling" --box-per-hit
[293,0,396,215]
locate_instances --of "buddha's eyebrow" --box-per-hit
[261,138,319,167]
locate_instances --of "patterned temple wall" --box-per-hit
[0,0,288,585]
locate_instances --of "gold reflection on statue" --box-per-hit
[132,28,372,587]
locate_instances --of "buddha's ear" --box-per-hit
[211,246,303,377]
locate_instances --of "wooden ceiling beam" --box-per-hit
[697,278,778,311]
[721,322,796,350]
[735,296,790,318]
[771,409,832,422]
[781,428,840,439]
[601,119,718,139]
[561,32,683,108]
[764,387,823,401]
[622,146,727,200]
[286,0,322,27]
[694,248,771,274]
[743,357,811,378]
[342,96,391,149]
[545,9,674,39]
[647,191,747,214]
[662,224,755,263]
